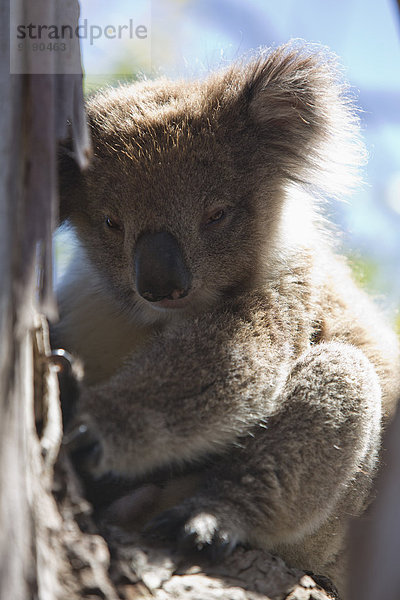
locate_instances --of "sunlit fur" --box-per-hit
[55,42,400,596]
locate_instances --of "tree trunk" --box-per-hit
[0,1,93,598]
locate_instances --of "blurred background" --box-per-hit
[57,0,400,328]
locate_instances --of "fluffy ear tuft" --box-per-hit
[240,42,366,200]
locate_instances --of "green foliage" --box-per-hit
[347,253,381,293]
[84,74,136,95]
[83,54,147,95]
[347,253,400,335]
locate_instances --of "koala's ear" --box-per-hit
[239,43,364,196]
[57,141,87,225]
[245,45,331,135]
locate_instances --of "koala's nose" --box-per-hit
[134,231,192,302]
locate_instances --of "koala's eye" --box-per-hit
[105,216,123,232]
[204,209,226,226]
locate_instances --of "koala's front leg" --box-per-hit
[71,299,295,480]
[146,341,382,573]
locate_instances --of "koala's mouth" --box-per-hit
[149,294,193,311]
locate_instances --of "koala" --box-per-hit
[54,42,400,596]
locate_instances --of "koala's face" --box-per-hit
[60,48,359,322]
[61,78,280,322]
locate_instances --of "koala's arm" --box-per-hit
[74,294,297,478]
[73,293,381,569]
[144,341,381,578]
[168,342,381,542]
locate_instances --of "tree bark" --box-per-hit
[0,1,91,598]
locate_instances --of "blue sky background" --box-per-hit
[74,0,400,308]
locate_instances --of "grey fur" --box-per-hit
[54,42,400,596]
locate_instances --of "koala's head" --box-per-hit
[59,42,363,323]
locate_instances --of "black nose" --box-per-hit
[134,231,192,302]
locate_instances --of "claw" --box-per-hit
[50,349,82,427]
[62,423,90,449]
[50,348,75,375]
[63,421,103,472]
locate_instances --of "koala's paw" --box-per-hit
[144,503,241,561]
